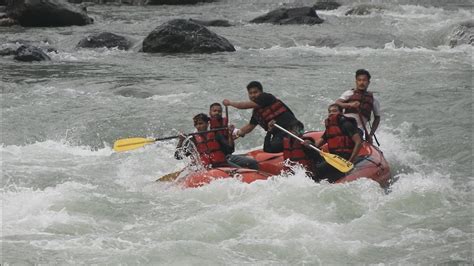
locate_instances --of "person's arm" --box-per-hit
[314,134,327,148]
[216,134,234,155]
[235,123,256,138]
[174,134,186,160]
[223,99,258,109]
[341,120,362,162]
[335,98,359,110]
[368,115,380,139]
[227,125,235,147]
[335,90,360,110]
[348,133,362,163]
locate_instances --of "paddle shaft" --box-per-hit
[274,124,322,153]
[358,112,380,147]
[358,94,380,147]
[155,127,228,141]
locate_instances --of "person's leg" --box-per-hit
[313,161,345,183]
[226,155,259,170]
[263,131,284,153]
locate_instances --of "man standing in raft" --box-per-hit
[335,69,381,144]
[223,81,299,153]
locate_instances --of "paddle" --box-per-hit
[156,170,182,182]
[358,112,380,146]
[274,124,354,173]
[113,127,228,152]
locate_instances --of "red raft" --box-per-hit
[181,131,391,188]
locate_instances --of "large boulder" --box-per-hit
[448,20,473,48]
[142,19,235,53]
[250,6,324,25]
[147,0,214,5]
[313,0,340,11]
[14,45,51,61]
[5,0,93,27]
[345,4,384,16]
[189,18,232,27]
[77,32,132,50]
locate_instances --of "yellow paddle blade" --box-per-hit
[113,137,155,152]
[320,151,354,173]
[156,170,182,182]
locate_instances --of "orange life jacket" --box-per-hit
[324,114,356,155]
[193,132,227,166]
[283,137,313,172]
[254,99,288,130]
[344,89,374,121]
[209,116,228,138]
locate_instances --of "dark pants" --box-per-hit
[226,155,259,170]
[263,130,285,153]
[312,152,351,183]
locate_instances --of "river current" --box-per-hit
[1,0,472,264]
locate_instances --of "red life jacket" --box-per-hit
[324,114,355,154]
[209,116,228,138]
[254,99,288,130]
[193,132,227,166]
[344,89,374,121]
[283,137,313,172]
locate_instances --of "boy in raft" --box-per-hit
[209,102,259,169]
[278,120,319,178]
[175,113,259,170]
[175,113,234,168]
[313,104,363,182]
[209,102,229,138]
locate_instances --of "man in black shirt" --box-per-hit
[223,81,299,153]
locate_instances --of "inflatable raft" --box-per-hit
[179,131,391,188]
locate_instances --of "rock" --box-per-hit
[250,6,323,25]
[67,0,147,5]
[142,19,235,53]
[313,0,340,11]
[448,20,473,48]
[0,16,16,26]
[0,46,16,56]
[5,0,93,27]
[14,45,51,61]
[345,4,384,16]
[147,0,215,5]
[114,88,153,98]
[77,32,132,50]
[189,18,232,27]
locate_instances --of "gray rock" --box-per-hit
[250,6,323,25]
[313,0,340,11]
[448,20,473,47]
[345,4,384,16]
[142,19,235,53]
[0,46,16,56]
[147,0,215,5]
[14,45,51,61]
[77,32,132,50]
[5,0,93,27]
[189,18,232,27]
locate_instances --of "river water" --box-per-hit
[1,0,472,264]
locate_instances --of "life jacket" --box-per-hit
[344,89,374,121]
[209,116,228,138]
[193,132,227,166]
[324,114,356,155]
[283,137,314,172]
[254,99,288,130]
